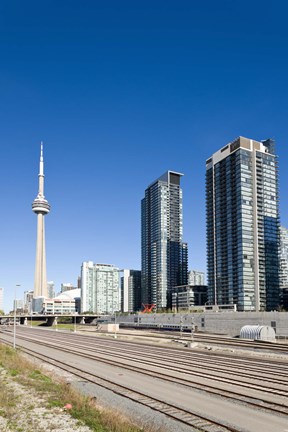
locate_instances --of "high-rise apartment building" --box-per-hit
[206,137,280,312]
[61,283,77,293]
[280,226,288,288]
[121,269,141,312]
[179,242,188,286]
[47,281,55,298]
[188,270,205,286]
[14,299,24,312]
[81,262,120,314]
[141,171,188,309]
[24,291,34,313]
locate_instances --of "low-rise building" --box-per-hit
[43,289,80,314]
[171,285,208,311]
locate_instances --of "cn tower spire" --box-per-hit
[39,142,44,175]
[32,143,51,303]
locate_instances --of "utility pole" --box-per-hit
[114,311,117,339]
[13,284,21,349]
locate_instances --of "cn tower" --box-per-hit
[32,143,50,298]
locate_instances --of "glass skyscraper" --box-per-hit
[141,171,188,309]
[121,269,141,313]
[280,226,288,288]
[206,137,280,312]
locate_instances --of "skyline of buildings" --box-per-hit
[4,136,288,313]
[206,137,280,312]
[1,1,287,319]
[141,171,188,310]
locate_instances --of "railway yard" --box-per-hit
[0,325,288,432]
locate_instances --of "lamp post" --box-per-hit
[13,284,21,349]
[114,311,117,339]
[74,314,77,333]
[191,316,194,342]
[179,314,183,339]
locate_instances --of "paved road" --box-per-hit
[2,329,288,432]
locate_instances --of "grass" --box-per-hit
[23,320,79,331]
[53,323,75,330]
[0,344,149,432]
[29,320,78,330]
[28,320,46,327]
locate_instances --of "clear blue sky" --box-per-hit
[1,0,288,311]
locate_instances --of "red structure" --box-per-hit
[141,303,156,313]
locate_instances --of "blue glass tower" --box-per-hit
[206,137,280,312]
[141,171,188,309]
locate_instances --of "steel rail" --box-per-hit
[2,337,240,432]
[16,326,288,369]
[11,329,288,392]
[18,326,288,366]
[44,334,288,382]
[2,330,288,417]
[119,327,288,352]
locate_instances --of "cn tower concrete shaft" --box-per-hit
[32,144,50,298]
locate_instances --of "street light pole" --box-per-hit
[13,284,21,349]
[114,311,117,339]
[191,316,194,342]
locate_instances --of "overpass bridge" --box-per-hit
[0,314,105,326]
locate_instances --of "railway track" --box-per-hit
[13,327,288,388]
[1,327,288,418]
[118,326,288,353]
[65,333,288,385]
[1,335,240,432]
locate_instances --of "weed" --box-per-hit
[29,370,52,383]
[0,343,148,432]
[47,399,62,408]
[9,368,19,376]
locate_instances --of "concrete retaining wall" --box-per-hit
[119,311,288,338]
